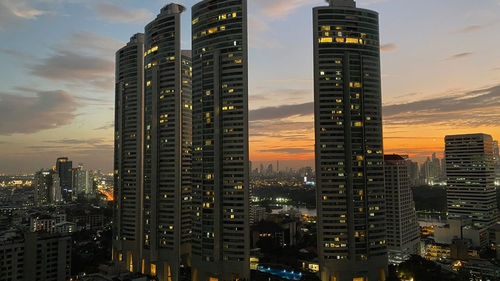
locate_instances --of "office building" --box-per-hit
[0,231,71,281]
[72,164,94,198]
[191,0,250,280]
[313,0,387,280]
[34,169,62,206]
[56,157,73,201]
[384,155,420,264]
[113,33,145,274]
[141,4,192,280]
[34,170,51,206]
[445,134,498,228]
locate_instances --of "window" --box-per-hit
[346,38,359,44]
[319,37,333,43]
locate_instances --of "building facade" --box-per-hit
[56,157,73,201]
[113,33,145,274]
[313,0,387,280]
[72,164,94,198]
[0,231,71,281]
[34,169,62,206]
[191,0,250,280]
[141,4,192,280]
[445,134,498,228]
[384,155,420,264]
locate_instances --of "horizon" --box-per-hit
[0,0,499,174]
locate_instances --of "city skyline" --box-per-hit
[1,0,500,174]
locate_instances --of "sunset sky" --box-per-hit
[0,0,499,174]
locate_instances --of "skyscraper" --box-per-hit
[445,134,498,228]
[191,0,250,280]
[313,0,387,280]
[141,4,192,280]
[56,157,73,201]
[34,170,51,206]
[113,33,145,273]
[384,155,420,264]
[72,164,93,198]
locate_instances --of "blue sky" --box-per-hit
[0,0,499,174]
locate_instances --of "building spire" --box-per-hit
[328,0,356,7]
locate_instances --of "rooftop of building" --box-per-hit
[328,0,356,7]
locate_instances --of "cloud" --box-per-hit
[95,3,153,24]
[445,52,473,60]
[17,31,122,91]
[381,43,398,53]
[250,89,312,107]
[265,78,313,83]
[0,90,79,135]
[250,102,314,121]
[457,21,499,33]
[66,31,123,55]
[0,0,45,30]
[259,147,314,154]
[29,50,114,90]
[383,84,500,127]
[46,138,105,145]
[94,123,114,130]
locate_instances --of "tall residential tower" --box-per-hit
[113,33,145,273]
[313,0,387,280]
[191,0,250,280]
[142,4,192,280]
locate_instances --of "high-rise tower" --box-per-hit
[313,0,387,280]
[191,0,250,280]
[56,157,73,201]
[113,33,145,273]
[445,134,498,228]
[384,155,420,264]
[142,4,192,280]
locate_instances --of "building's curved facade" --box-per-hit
[313,0,387,280]
[114,33,145,273]
[191,0,250,280]
[142,4,192,280]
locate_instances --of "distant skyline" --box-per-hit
[0,0,499,174]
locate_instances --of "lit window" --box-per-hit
[319,37,333,43]
[151,264,156,276]
[336,38,345,43]
[346,38,359,44]
[146,81,151,87]
[321,26,330,31]
[192,18,199,25]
